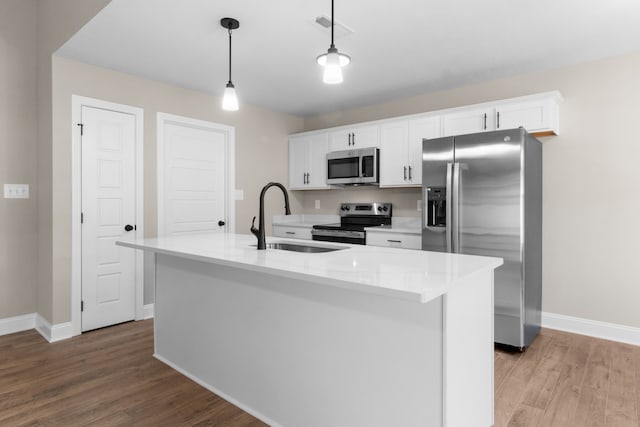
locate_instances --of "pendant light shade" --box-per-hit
[220,18,240,111]
[222,83,239,111]
[317,0,350,84]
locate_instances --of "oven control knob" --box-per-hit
[383,206,388,212]
[377,206,383,212]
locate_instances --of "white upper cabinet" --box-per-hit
[379,120,410,187]
[290,91,562,191]
[380,115,442,187]
[442,91,562,137]
[494,96,560,135]
[443,107,494,137]
[408,115,442,185]
[289,133,330,190]
[329,124,379,151]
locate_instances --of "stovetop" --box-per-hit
[312,203,392,232]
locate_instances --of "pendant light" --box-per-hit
[221,17,240,111]
[316,0,350,84]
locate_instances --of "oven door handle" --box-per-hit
[311,229,365,239]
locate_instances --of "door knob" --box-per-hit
[124,224,134,232]
[218,220,225,227]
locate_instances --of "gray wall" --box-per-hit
[0,0,39,318]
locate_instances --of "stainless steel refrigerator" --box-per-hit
[422,128,541,349]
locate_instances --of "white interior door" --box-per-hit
[81,106,137,332]
[159,117,230,236]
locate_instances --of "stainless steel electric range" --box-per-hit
[311,202,392,245]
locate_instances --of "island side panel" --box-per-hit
[154,253,444,427]
[443,269,495,427]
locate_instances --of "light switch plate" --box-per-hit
[4,184,29,199]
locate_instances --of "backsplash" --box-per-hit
[295,186,422,218]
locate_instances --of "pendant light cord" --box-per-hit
[330,0,335,48]
[228,28,233,84]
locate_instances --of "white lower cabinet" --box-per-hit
[272,225,313,240]
[366,231,421,250]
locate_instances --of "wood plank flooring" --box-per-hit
[495,328,640,427]
[1,320,639,426]
[0,320,266,426]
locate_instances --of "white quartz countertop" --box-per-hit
[117,233,502,304]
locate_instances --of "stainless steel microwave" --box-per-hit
[326,147,379,185]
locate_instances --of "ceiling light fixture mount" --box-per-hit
[316,0,350,84]
[221,17,240,111]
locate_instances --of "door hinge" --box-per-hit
[77,123,84,136]
[81,300,84,312]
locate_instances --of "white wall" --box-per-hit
[299,52,640,330]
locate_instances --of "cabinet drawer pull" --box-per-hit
[285,231,296,235]
[387,239,402,243]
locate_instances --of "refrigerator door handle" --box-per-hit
[452,162,461,253]
[446,162,453,253]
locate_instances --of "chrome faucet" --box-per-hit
[251,182,291,249]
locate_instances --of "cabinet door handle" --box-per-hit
[404,166,407,180]
[352,133,355,145]
[348,133,352,146]
[497,111,500,129]
[307,172,310,184]
[387,239,402,243]
[483,113,487,130]
[408,166,412,181]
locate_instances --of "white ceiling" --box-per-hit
[57,0,640,117]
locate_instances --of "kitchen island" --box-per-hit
[117,233,502,427]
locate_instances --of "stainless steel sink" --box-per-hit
[257,242,346,253]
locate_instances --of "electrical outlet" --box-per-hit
[315,200,321,209]
[417,199,422,211]
[4,184,29,199]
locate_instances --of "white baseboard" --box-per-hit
[542,311,640,346]
[0,313,36,336]
[143,303,154,319]
[35,313,73,343]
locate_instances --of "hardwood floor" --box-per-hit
[1,320,639,426]
[495,328,640,427]
[0,320,267,426]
